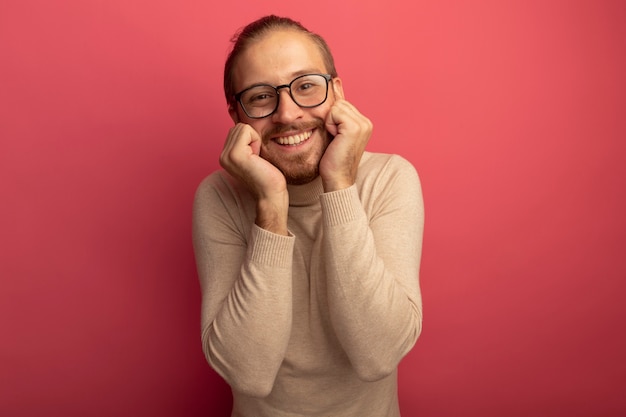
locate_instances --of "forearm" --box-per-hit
[320,184,423,381]
[193,175,295,396]
[202,257,293,396]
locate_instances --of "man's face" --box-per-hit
[229,29,344,185]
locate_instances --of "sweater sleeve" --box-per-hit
[319,155,424,382]
[192,174,295,397]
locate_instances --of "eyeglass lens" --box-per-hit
[239,74,329,118]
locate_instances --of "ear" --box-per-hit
[228,104,240,124]
[331,77,345,100]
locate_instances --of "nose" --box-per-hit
[271,89,303,124]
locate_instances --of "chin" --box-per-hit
[278,158,320,185]
[269,141,328,185]
[285,169,319,185]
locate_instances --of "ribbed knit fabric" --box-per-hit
[192,152,424,417]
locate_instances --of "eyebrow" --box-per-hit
[240,69,326,90]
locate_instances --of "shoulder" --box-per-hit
[358,151,420,183]
[193,170,256,237]
[194,170,254,212]
[356,151,422,204]
[195,170,246,199]
[355,152,424,219]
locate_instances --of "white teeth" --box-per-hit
[276,130,313,145]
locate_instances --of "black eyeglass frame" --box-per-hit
[233,73,333,119]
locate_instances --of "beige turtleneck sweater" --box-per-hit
[192,151,424,417]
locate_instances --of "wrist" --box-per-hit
[255,192,289,236]
[321,176,353,192]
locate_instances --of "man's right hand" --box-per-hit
[219,123,289,235]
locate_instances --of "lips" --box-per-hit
[274,129,313,146]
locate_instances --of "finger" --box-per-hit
[326,102,365,138]
[221,124,255,169]
[335,101,373,137]
[325,107,339,137]
[245,124,262,156]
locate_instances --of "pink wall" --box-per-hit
[1,1,625,416]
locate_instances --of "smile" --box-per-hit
[274,129,313,146]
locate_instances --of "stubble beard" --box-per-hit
[261,120,330,185]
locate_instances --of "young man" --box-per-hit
[193,15,424,417]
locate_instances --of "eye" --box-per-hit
[294,80,322,96]
[244,88,276,106]
[250,93,273,102]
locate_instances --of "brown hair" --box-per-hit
[223,15,338,110]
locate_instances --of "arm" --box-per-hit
[192,123,293,397]
[318,89,423,377]
[321,156,424,381]
[192,176,294,397]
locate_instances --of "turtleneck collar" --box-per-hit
[287,176,324,207]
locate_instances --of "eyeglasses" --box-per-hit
[234,74,332,119]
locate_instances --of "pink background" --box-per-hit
[1,0,625,416]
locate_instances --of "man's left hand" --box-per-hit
[320,97,372,192]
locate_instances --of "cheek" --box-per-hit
[244,119,270,140]
[314,101,334,120]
